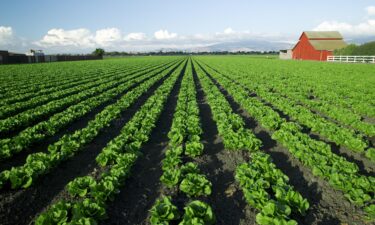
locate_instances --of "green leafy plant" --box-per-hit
[180,200,215,225]
[364,204,375,219]
[180,162,200,175]
[69,217,98,225]
[0,170,10,189]
[273,186,309,215]
[185,141,204,157]
[365,148,375,162]
[165,146,183,157]
[91,176,119,203]
[180,173,212,197]
[35,201,71,225]
[150,196,180,225]
[8,167,33,189]
[160,168,181,188]
[256,201,297,225]
[256,214,297,225]
[72,199,106,221]
[67,176,97,197]
[168,128,185,146]
[162,154,182,171]
[95,149,119,167]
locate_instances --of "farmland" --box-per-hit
[0,56,374,225]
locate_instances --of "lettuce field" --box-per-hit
[0,56,374,225]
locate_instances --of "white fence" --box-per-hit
[327,55,375,63]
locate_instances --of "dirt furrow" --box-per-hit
[190,62,256,225]
[101,60,187,225]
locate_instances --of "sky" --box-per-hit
[0,0,375,53]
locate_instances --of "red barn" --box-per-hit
[292,31,347,61]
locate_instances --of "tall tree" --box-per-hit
[93,48,105,57]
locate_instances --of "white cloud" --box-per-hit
[35,28,95,47]
[0,25,294,53]
[154,29,177,40]
[313,19,375,37]
[124,32,146,41]
[366,6,375,16]
[312,6,375,38]
[94,28,122,46]
[0,26,14,45]
[0,26,28,51]
[1,26,294,53]
[223,27,234,34]
[35,27,125,49]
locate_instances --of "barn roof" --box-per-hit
[309,39,347,51]
[304,31,343,39]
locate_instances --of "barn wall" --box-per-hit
[292,33,333,61]
[293,34,321,61]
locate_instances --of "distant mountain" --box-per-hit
[188,37,375,53]
[346,36,375,45]
[188,40,295,52]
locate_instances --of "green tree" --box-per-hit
[353,41,375,55]
[334,41,375,56]
[92,48,105,57]
[334,44,357,55]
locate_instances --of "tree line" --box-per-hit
[334,41,375,56]
[91,48,278,56]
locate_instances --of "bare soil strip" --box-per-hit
[191,63,257,225]
[101,61,187,225]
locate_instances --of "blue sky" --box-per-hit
[1,0,375,53]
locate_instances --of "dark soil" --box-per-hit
[0,61,178,172]
[0,60,184,225]
[196,60,370,225]
[101,60,187,225]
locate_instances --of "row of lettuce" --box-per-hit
[150,59,215,225]
[0,66,122,107]
[1,56,373,224]
[203,61,375,161]
[0,61,118,99]
[200,57,375,119]
[0,59,179,135]
[0,66,130,119]
[0,62,162,134]
[193,61,309,225]
[0,57,176,99]
[0,58,180,114]
[0,59,183,189]
[25,58,308,225]
[33,60,187,224]
[195,59,375,219]
[0,60,178,160]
